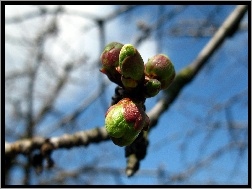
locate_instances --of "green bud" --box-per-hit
[121,76,138,88]
[144,78,161,98]
[105,98,149,146]
[119,44,144,88]
[100,42,124,85]
[145,54,175,89]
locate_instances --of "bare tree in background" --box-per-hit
[4,4,249,185]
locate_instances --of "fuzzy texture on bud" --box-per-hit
[100,42,124,85]
[145,54,175,89]
[119,44,144,88]
[105,98,149,146]
[121,76,138,88]
[144,78,161,98]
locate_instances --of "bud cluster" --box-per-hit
[100,42,175,146]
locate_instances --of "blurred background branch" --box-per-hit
[4,4,249,185]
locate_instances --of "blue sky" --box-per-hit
[5,5,248,185]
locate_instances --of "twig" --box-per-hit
[125,5,248,177]
[5,127,109,157]
[4,5,248,178]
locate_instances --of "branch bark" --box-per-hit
[126,5,248,176]
[5,5,248,178]
[5,127,109,157]
[147,5,248,128]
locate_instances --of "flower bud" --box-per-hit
[145,54,175,89]
[121,76,138,88]
[144,78,161,98]
[105,98,149,146]
[100,42,124,85]
[119,44,144,88]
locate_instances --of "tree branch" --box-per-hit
[33,62,73,125]
[148,5,248,129]
[126,5,248,177]
[5,127,109,157]
[4,5,248,178]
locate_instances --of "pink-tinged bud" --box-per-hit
[105,98,149,146]
[145,54,175,89]
[100,42,124,85]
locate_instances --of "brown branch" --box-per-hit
[5,70,31,81]
[4,5,248,178]
[188,5,248,76]
[134,5,188,47]
[5,5,63,24]
[46,80,109,135]
[22,13,61,184]
[33,63,73,125]
[147,5,248,129]
[125,5,248,177]
[5,127,109,157]
[59,5,137,34]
